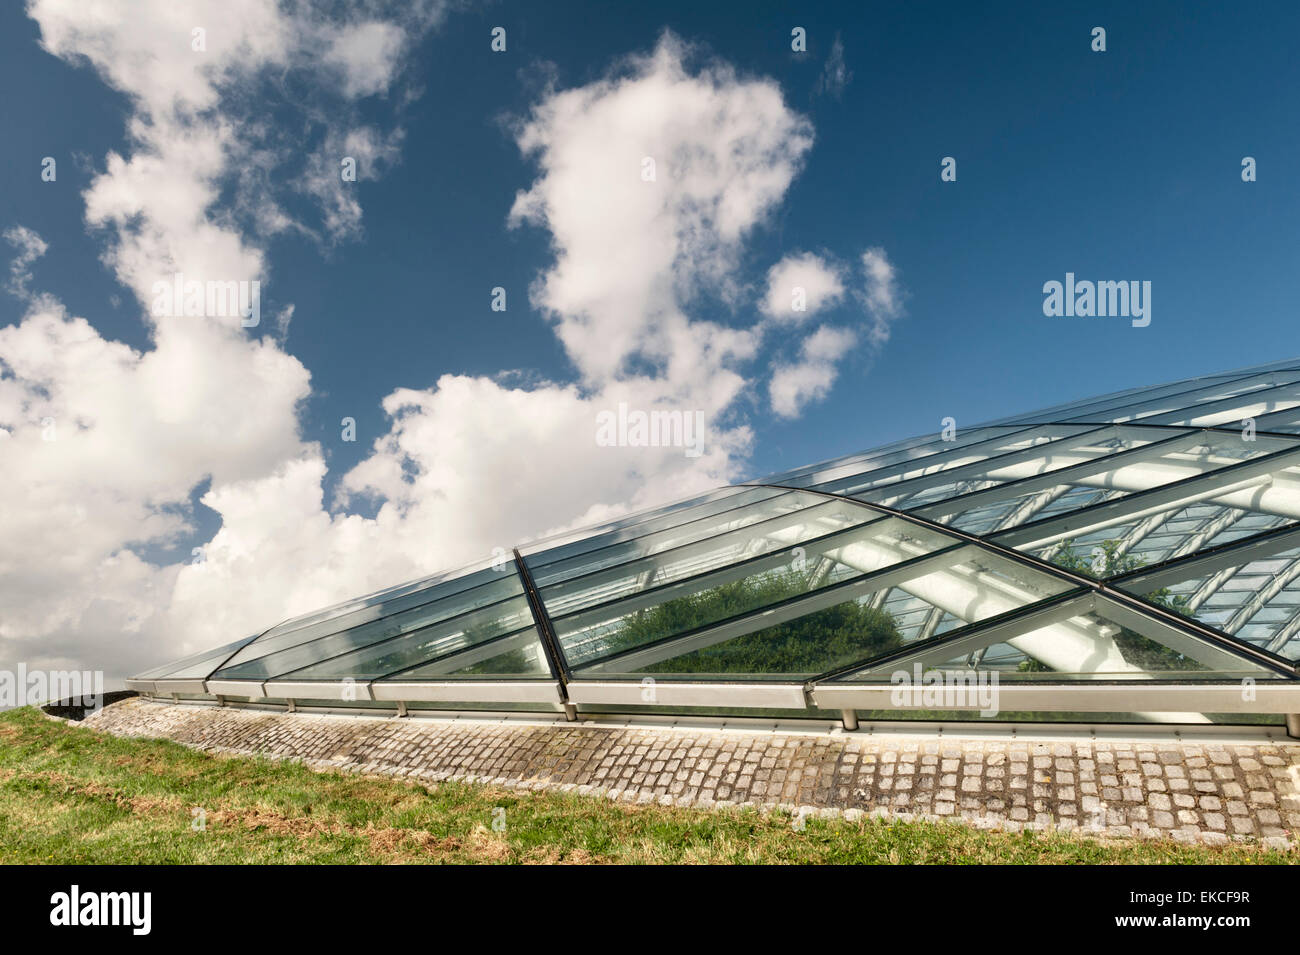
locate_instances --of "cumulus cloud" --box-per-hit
[1,18,894,684]
[508,32,814,390]
[769,325,858,418]
[0,0,449,677]
[761,251,844,322]
[0,296,313,673]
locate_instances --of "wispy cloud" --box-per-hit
[814,33,853,99]
[3,226,48,300]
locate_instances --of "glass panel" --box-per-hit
[977,370,1259,428]
[1133,376,1300,427]
[219,568,522,671]
[877,427,1172,514]
[761,425,1033,490]
[838,596,1280,682]
[410,634,553,680]
[555,516,960,673]
[519,485,786,570]
[536,493,878,615]
[1038,505,1292,574]
[813,427,1090,501]
[1116,544,1300,663]
[134,634,258,680]
[570,536,1074,680]
[988,436,1300,554]
[1067,370,1300,426]
[380,628,552,679]
[248,555,507,645]
[214,592,536,681]
[525,488,812,590]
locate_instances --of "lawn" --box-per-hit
[0,707,1292,864]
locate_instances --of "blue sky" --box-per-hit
[2,0,1298,677]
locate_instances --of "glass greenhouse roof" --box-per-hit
[130,358,1300,727]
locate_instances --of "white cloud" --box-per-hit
[0,296,313,675]
[761,251,844,322]
[300,125,406,243]
[769,325,858,419]
[3,226,48,299]
[0,1,448,678]
[0,20,891,686]
[322,21,408,98]
[860,246,904,345]
[508,32,814,391]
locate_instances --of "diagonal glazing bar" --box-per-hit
[512,549,571,682]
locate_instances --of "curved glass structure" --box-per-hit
[129,358,1300,732]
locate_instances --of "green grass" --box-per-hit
[0,707,1291,864]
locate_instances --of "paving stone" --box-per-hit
[83,698,1300,851]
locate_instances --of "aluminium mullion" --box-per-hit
[513,549,572,682]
